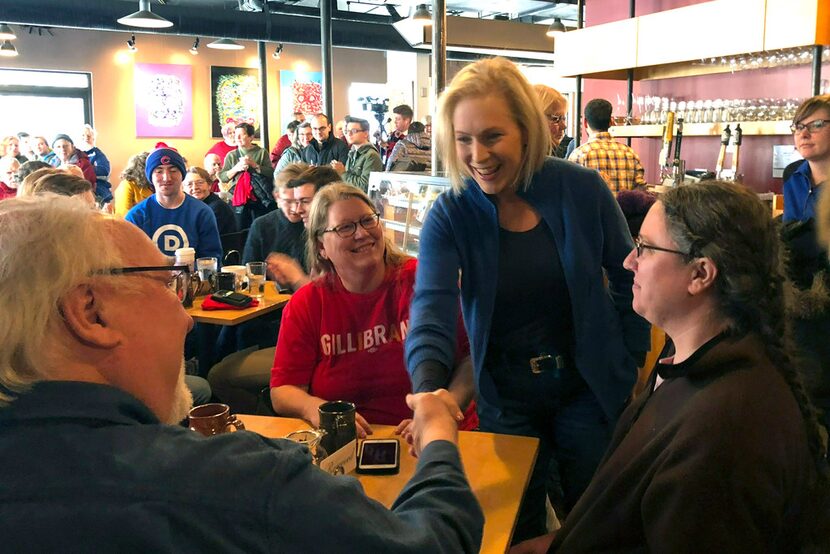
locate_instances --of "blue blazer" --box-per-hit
[406,157,651,420]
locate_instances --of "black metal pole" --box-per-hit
[321,0,333,118]
[574,0,584,147]
[431,0,446,175]
[258,41,270,152]
[812,45,823,96]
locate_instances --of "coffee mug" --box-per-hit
[318,400,357,455]
[222,265,248,292]
[188,403,245,436]
[215,272,236,292]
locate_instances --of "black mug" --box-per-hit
[215,272,236,292]
[318,400,356,455]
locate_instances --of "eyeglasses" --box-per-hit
[634,237,690,258]
[790,119,830,134]
[95,265,191,304]
[546,114,566,124]
[345,128,366,135]
[323,213,381,238]
[282,198,313,208]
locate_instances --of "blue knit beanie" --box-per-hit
[145,147,187,183]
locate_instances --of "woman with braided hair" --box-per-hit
[513,180,829,553]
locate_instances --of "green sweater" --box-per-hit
[343,144,383,193]
[218,145,274,189]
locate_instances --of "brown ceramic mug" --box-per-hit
[188,403,245,436]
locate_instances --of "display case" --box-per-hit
[367,171,452,257]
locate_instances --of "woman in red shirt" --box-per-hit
[270,183,473,435]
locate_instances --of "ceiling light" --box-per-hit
[411,4,432,26]
[117,0,174,29]
[189,37,200,55]
[0,40,18,57]
[127,34,138,52]
[207,38,245,50]
[545,18,566,37]
[0,24,16,41]
[272,43,283,60]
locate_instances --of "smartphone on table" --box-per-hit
[356,439,400,475]
[210,290,253,308]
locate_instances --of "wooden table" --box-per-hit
[239,414,539,554]
[186,281,291,326]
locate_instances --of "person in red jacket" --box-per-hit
[50,134,96,187]
[205,121,238,166]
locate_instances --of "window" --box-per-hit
[0,68,92,142]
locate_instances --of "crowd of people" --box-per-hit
[0,56,828,552]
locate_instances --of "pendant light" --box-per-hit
[411,4,432,26]
[207,38,245,50]
[546,18,566,37]
[0,24,16,41]
[117,0,174,29]
[0,40,18,57]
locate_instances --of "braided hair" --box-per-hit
[661,181,829,550]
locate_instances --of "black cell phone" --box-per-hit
[210,290,253,307]
[356,439,400,474]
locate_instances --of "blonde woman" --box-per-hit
[405,57,649,543]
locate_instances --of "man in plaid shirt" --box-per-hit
[568,98,646,192]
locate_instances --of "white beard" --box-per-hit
[164,359,194,425]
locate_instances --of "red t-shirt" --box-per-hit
[205,141,237,165]
[272,258,469,426]
[0,181,16,200]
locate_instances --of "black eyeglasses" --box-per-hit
[546,114,566,124]
[95,265,191,304]
[790,119,830,134]
[634,237,690,258]
[323,213,381,238]
[345,128,366,135]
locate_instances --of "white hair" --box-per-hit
[0,194,125,403]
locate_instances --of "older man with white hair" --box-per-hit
[0,194,483,552]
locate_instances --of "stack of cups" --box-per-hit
[175,247,196,272]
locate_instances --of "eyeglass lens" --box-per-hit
[334,214,379,237]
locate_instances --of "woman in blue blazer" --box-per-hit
[405,57,650,543]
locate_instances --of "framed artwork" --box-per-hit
[210,66,261,138]
[134,63,193,138]
[279,70,323,129]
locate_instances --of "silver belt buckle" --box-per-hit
[530,354,553,374]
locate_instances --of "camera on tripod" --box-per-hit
[359,96,390,148]
[359,96,389,116]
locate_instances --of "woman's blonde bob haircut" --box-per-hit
[306,182,410,276]
[534,84,567,114]
[436,57,551,194]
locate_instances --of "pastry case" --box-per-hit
[367,171,451,256]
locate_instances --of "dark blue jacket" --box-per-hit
[406,157,650,421]
[783,160,821,223]
[0,381,483,553]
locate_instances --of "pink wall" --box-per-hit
[577,0,815,193]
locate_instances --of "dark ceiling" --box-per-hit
[3,0,578,54]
